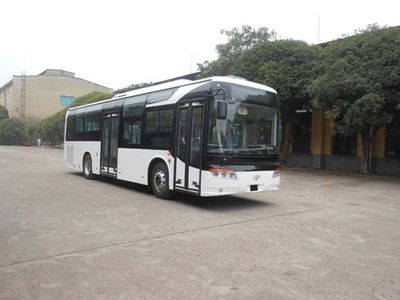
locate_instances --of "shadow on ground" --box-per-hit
[67,171,273,211]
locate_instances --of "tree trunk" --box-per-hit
[280,122,293,167]
[361,127,377,174]
[360,131,371,174]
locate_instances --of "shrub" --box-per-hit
[40,91,113,145]
[0,117,27,145]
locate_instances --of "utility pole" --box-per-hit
[190,53,193,73]
[20,70,26,118]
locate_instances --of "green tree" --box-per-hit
[40,91,112,145]
[198,26,318,162]
[252,40,320,161]
[40,111,66,145]
[0,105,8,120]
[309,26,400,173]
[115,82,152,94]
[24,117,41,145]
[0,117,27,145]
[198,25,277,77]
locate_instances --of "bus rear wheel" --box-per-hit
[83,154,95,180]
[150,162,173,199]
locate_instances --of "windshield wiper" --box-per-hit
[222,150,248,161]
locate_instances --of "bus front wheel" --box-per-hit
[83,154,95,180]
[150,162,173,199]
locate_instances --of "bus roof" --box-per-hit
[68,76,277,111]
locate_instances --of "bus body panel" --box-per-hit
[146,81,209,108]
[64,76,281,198]
[64,141,101,175]
[175,157,186,189]
[200,170,280,197]
[117,148,174,188]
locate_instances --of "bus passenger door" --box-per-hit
[175,102,204,194]
[100,112,120,176]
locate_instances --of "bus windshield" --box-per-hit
[207,83,279,155]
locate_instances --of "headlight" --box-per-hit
[272,166,280,178]
[209,168,238,180]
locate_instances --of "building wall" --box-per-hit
[287,110,400,176]
[8,75,112,119]
[0,82,14,114]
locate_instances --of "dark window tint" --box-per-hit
[146,88,177,104]
[144,107,174,149]
[123,120,142,145]
[292,111,311,153]
[190,107,202,167]
[102,99,124,111]
[333,134,357,156]
[110,116,119,167]
[101,117,110,166]
[159,109,173,133]
[123,95,146,117]
[145,111,159,133]
[74,109,85,139]
[386,117,400,158]
[66,111,76,141]
[85,115,100,132]
[178,108,188,160]
[121,97,145,147]
[84,105,101,140]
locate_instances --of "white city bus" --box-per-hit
[64,76,280,198]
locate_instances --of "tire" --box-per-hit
[83,154,95,180]
[150,162,173,199]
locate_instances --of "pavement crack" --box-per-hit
[0,206,329,269]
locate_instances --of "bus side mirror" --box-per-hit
[217,101,227,119]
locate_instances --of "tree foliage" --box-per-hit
[199,25,400,172]
[198,26,319,161]
[40,91,112,145]
[0,117,27,145]
[309,25,400,173]
[0,116,41,146]
[115,82,152,94]
[0,105,8,120]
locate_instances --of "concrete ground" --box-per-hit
[0,146,399,300]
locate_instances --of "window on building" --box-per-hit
[332,134,357,156]
[292,110,311,153]
[60,96,75,107]
[385,117,400,158]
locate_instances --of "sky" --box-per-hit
[1,0,399,90]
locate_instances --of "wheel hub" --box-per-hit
[84,159,91,175]
[153,169,166,193]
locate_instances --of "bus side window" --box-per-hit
[66,113,75,141]
[123,120,142,145]
[121,97,146,147]
[84,105,102,141]
[74,108,85,140]
[143,108,174,149]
